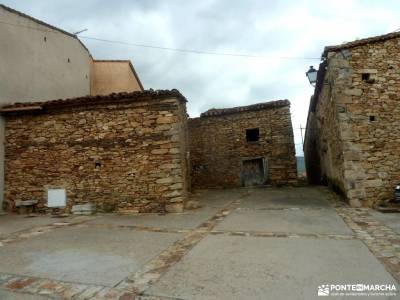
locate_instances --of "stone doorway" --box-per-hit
[241,158,266,187]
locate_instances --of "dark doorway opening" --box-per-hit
[241,158,266,186]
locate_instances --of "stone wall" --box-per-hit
[304,35,400,207]
[189,101,297,188]
[0,4,93,211]
[304,57,349,194]
[3,91,188,213]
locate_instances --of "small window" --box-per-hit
[95,160,101,169]
[362,73,375,83]
[369,115,376,122]
[246,128,259,142]
[361,73,370,81]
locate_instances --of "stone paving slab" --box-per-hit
[215,207,353,235]
[0,289,52,300]
[0,214,95,238]
[190,189,247,208]
[86,207,220,231]
[370,211,400,235]
[85,190,238,231]
[0,273,137,300]
[0,226,183,286]
[148,235,398,300]
[115,199,241,294]
[336,207,400,282]
[239,187,332,209]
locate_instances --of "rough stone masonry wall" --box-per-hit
[341,37,400,207]
[304,56,349,196]
[308,37,400,207]
[4,97,188,213]
[189,105,297,188]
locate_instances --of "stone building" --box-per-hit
[1,90,189,213]
[189,100,297,188]
[304,32,400,207]
[0,4,143,210]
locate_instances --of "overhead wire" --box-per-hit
[0,19,320,60]
[0,17,314,144]
[79,35,320,60]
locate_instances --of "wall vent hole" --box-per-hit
[369,116,376,122]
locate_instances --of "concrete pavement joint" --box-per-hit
[0,273,111,299]
[0,272,147,299]
[135,294,187,300]
[136,294,187,300]
[235,207,327,211]
[209,229,356,240]
[0,216,96,247]
[74,223,192,234]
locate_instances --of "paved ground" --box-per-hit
[371,210,400,235]
[0,187,399,299]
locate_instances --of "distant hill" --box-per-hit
[296,156,305,175]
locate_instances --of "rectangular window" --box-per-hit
[361,73,370,81]
[362,73,375,83]
[246,128,259,142]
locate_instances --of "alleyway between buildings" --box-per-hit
[0,187,399,300]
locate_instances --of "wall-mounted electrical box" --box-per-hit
[47,188,66,207]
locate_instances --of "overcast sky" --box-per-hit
[2,0,400,155]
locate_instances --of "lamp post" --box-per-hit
[306,66,317,86]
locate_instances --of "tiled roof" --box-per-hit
[0,4,91,56]
[0,89,186,113]
[200,100,290,117]
[322,31,400,58]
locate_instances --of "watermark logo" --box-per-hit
[318,285,330,296]
[317,283,397,297]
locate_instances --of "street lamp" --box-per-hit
[306,66,317,86]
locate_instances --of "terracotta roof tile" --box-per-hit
[322,31,400,58]
[1,89,186,113]
[200,100,290,117]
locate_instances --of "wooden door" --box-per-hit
[241,158,265,186]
